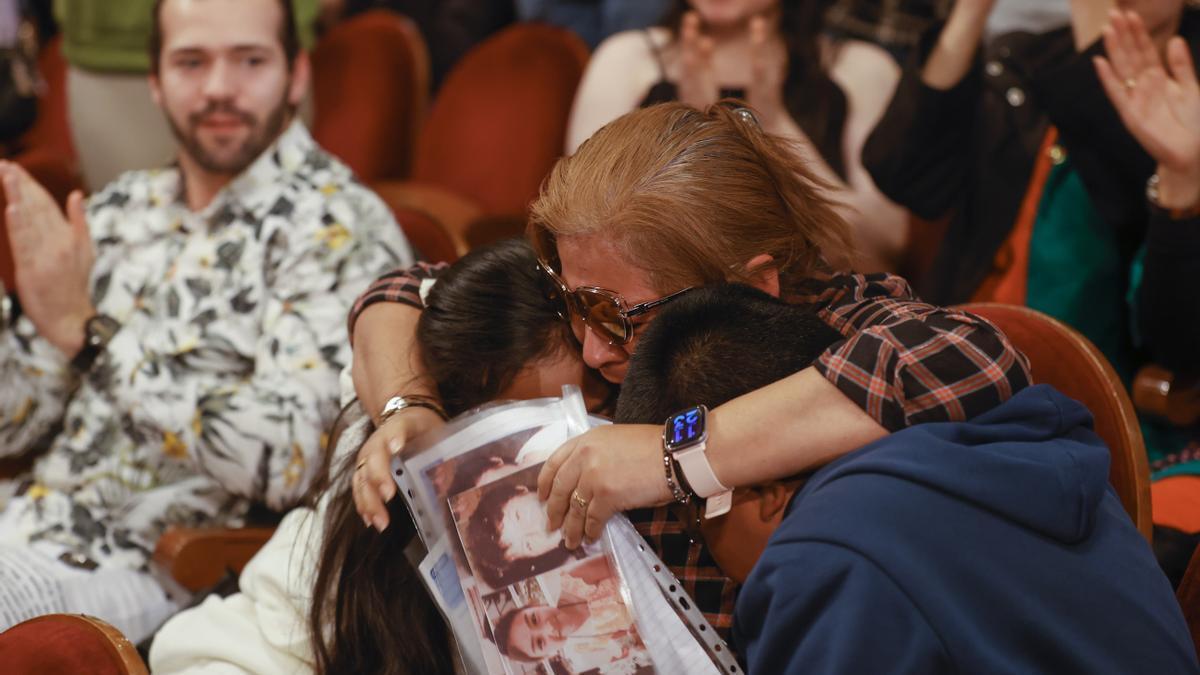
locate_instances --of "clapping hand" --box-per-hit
[0,161,94,355]
[1094,9,1200,209]
[677,11,718,109]
[746,14,788,127]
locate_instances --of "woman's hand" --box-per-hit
[746,14,788,129]
[537,424,673,549]
[1094,9,1200,209]
[353,407,445,531]
[676,11,719,109]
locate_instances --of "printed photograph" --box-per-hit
[450,464,591,592]
[482,554,654,675]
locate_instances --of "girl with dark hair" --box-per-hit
[565,0,908,270]
[311,238,612,675]
[150,238,612,675]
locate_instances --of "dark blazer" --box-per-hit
[863,12,1200,309]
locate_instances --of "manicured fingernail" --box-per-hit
[373,515,388,532]
[363,516,372,528]
[383,481,396,502]
[387,439,402,455]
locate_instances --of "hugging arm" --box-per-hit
[541,274,1030,547]
[347,263,448,530]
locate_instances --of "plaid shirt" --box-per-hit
[348,266,1033,640]
[824,0,952,48]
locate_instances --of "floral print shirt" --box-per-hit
[0,121,412,571]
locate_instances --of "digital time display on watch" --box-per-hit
[666,405,706,449]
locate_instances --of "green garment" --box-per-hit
[54,0,319,73]
[1026,159,1133,382]
[1028,160,1200,477]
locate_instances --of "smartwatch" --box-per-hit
[70,314,120,374]
[664,405,732,519]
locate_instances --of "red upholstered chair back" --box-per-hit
[372,181,460,264]
[412,23,589,220]
[958,303,1153,540]
[0,614,147,675]
[311,10,430,182]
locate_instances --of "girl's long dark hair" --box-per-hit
[309,238,577,675]
[661,0,847,177]
[309,453,455,675]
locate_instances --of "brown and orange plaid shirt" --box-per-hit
[349,266,1032,641]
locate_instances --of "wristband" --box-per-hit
[378,394,448,426]
[662,447,690,505]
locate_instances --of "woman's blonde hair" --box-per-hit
[528,102,856,293]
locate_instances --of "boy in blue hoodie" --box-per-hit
[617,284,1198,674]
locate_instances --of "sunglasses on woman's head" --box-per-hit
[536,259,693,345]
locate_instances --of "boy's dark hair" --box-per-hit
[149,0,301,74]
[615,284,844,425]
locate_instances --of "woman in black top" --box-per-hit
[565,0,908,271]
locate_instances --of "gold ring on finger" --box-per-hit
[571,490,590,510]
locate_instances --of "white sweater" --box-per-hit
[148,503,323,675]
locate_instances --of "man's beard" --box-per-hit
[166,97,292,176]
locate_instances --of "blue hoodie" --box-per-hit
[734,385,1198,674]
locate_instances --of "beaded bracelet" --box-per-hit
[662,446,690,504]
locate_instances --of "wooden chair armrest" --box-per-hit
[371,180,483,257]
[1177,543,1200,662]
[0,614,148,675]
[1133,364,1200,428]
[153,526,276,594]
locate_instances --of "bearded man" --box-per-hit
[0,0,411,641]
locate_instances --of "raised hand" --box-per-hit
[1094,10,1200,208]
[746,14,788,127]
[676,11,719,109]
[1,161,94,355]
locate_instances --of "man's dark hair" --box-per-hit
[149,0,301,74]
[615,284,844,425]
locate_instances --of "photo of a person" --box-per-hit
[486,555,652,673]
[424,427,538,503]
[453,464,586,591]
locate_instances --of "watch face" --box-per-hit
[87,314,120,343]
[666,405,706,451]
